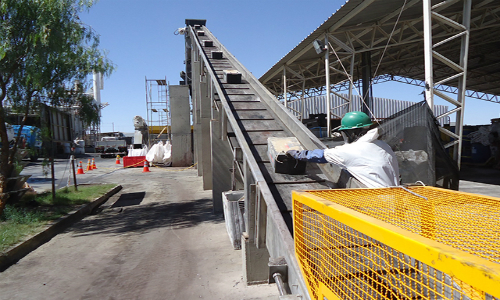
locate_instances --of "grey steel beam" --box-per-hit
[454,0,472,167]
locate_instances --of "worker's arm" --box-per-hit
[286,149,328,163]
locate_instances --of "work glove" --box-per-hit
[286,150,301,160]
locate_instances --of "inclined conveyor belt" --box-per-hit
[185,22,342,299]
[194,28,333,231]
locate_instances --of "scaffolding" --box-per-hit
[145,77,170,147]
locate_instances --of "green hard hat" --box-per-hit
[339,111,372,131]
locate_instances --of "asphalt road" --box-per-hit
[21,154,124,193]
[3,158,278,299]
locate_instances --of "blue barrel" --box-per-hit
[471,143,491,164]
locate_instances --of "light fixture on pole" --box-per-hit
[313,39,327,55]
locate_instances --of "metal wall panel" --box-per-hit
[287,95,450,126]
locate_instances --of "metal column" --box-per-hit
[283,67,288,108]
[325,35,331,137]
[454,0,472,167]
[361,51,372,115]
[423,0,434,109]
[422,0,472,168]
[301,80,306,120]
[348,54,355,112]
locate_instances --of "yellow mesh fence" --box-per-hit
[292,187,500,300]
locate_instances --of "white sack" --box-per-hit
[146,141,165,163]
[128,145,148,157]
[163,141,172,163]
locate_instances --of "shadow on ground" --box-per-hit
[70,197,224,237]
[27,177,55,183]
[111,192,146,207]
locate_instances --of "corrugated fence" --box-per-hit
[287,95,450,125]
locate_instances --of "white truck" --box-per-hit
[95,136,127,158]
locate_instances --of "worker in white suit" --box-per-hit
[287,111,400,188]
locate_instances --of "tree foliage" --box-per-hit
[0,0,113,214]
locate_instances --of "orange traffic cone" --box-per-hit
[142,160,151,173]
[86,159,92,171]
[116,155,121,165]
[77,161,85,174]
[92,158,97,170]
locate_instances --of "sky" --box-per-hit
[79,0,500,133]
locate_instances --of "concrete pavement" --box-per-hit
[4,155,500,299]
[2,164,278,300]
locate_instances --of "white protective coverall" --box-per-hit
[291,128,400,188]
[324,128,400,188]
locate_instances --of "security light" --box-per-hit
[313,39,326,55]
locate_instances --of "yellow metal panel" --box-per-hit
[318,282,342,300]
[293,187,500,300]
[148,125,170,134]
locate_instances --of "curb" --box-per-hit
[0,184,123,272]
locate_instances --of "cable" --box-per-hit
[150,162,198,172]
[328,42,381,126]
[325,0,408,127]
[400,186,428,200]
[370,0,408,82]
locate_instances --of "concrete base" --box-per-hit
[171,133,193,167]
[242,234,270,286]
[211,119,233,213]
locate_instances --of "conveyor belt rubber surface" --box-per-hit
[195,29,332,231]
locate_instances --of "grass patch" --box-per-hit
[0,184,117,252]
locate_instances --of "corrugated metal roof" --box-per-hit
[260,0,500,99]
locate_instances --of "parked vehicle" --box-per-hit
[95,136,127,158]
[11,125,42,161]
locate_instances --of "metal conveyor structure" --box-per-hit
[183,19,352,299]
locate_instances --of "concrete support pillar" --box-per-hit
[170,85,192,167]
[242,233,271,285]
[210,88,232,212]
[242,160,270,285]
[200,69,212,190]
[192,47,202,176]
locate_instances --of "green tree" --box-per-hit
[0,0,113,214]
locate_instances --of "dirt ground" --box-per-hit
[0,164,278,300]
